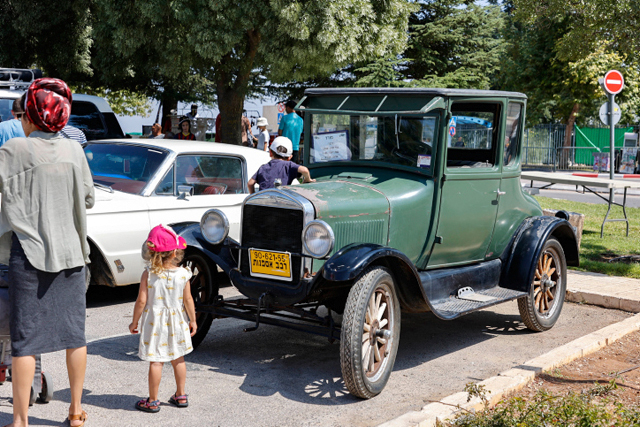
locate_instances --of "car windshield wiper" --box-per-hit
[94,182,114,193]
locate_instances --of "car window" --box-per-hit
[155,165,174,195]
[0,98,15,122]
[446,102,500,168]
[310,114,437,172]
[175,155,244,195]
[504,102,522,167]
[84,143,168,194]
[69,101,106,139]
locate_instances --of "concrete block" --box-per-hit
[543,209,584,248]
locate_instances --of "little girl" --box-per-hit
[129,224,197,413]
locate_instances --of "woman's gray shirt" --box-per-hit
[0,131,94,272]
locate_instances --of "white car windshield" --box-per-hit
[84,143,168,194]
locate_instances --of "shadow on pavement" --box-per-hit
[85,307,530,406]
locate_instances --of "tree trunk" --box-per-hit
[217,81,244,145]
[559,103,580,169]
[214,29,261,146]
[161,94,178,133]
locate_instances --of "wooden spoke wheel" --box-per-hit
[518,238,566,332]
[181,251,218,349]
[341,266,400,399]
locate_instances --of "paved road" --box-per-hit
[522,177,640,208]
[0,284,631,427]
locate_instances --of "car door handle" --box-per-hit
[494,190,506,196]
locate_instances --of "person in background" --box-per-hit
[174,117,196,140]
[0,96,26,147]
[60,124,87,144]
[0,78,94,427]
[255,117,269,152]
[248,136,315,193]
[278,100,303,163]
[151,123,164,139]
[242,111,257,147]
[185,104,199,121]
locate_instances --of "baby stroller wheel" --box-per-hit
[38,371,53,403]
[29,386,36,406]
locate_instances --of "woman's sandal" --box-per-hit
[68,410,88,427]
[168,393,189,408]
[136,398,161,413]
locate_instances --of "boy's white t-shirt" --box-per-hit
[257,129,270,151]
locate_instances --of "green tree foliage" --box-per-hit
[498,6,640,132]
[355,1,505,90]
[92,0,414,144]
[514,0,640,63]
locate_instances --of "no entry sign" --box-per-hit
[603,70,624,95]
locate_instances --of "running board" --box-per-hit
[430,286,526,320]
[419,259,527,320]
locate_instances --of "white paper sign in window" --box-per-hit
[312,131,351,162]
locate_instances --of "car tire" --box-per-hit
[518,237,566,332]
[181,250,217,349]
[340,266,400,399]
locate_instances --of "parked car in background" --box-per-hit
[83,139,269,289]
[179,87,579,399]
[0,68,125,139]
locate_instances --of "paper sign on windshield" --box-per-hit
[312,131,351,162]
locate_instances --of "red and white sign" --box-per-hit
[603,70,624,94]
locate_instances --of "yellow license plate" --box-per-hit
[249,249,292,280]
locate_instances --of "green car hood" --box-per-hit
[286,180,391,257]
[286,180,390,220]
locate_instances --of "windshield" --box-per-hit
[310,114,437,171]
[84,143,168,194]
[0,98,15,122]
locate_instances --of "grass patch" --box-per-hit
[534,196,640,279]
[440,386,640,426]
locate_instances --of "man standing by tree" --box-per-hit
[278,100,303,163]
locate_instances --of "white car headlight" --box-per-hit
[200,209,229,244]
[302,220,334,258]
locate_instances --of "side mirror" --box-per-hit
[177,185,194,199]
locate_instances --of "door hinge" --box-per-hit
[435,236,443,244]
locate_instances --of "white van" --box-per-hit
[0,68,125,140]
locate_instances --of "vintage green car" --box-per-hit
[178,88,579,399]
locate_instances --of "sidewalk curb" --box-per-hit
[379,304,640,427]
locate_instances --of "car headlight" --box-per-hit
[302,220,334,258]
[200,209,229,244]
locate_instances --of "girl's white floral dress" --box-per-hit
[138,266,193,362]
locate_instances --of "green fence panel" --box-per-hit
[574,125,632,166]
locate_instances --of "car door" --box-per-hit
[146,153,248,240]
[427,100,504,267]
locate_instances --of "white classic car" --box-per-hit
[84,139,270,288]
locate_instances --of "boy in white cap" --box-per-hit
[248,136,315,193]
[255,117,270,151]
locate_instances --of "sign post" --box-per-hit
[599,70,624,205]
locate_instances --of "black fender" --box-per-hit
[322,243,428,312]
[178,223,239,274]
[500,216,579,293]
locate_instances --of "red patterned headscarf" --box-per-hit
[25,78,72,133]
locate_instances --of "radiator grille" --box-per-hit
[240,205,304,282]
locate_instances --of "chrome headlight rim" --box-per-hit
[302,220,335,258]
[200,209,229,245]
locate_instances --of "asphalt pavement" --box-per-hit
[0,272,636,427]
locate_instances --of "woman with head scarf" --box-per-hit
[0,78,93,427]
[174,116,196,140]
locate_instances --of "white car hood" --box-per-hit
[89,188,148,214]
